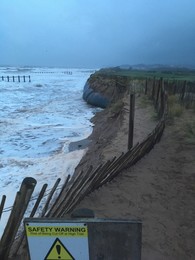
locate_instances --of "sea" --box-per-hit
[0,67,98,235]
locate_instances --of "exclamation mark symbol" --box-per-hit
[56,244,61,259]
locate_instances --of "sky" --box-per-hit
[0,0,195,68]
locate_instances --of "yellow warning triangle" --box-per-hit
[44,238,75,260]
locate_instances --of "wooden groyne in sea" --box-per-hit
[0,75,31,82]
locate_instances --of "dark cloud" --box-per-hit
[0,0,195,67]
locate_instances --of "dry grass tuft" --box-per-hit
[167,95,183,121]
[184,121,195,144]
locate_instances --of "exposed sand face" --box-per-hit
[72,96,195,259]
[74,93,157,175]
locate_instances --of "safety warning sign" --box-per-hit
[24,220,89,260]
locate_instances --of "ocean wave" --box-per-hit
[0,68,96,231]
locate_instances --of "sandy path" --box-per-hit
[72,100,195,259]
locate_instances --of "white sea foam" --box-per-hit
[0,67,97,235]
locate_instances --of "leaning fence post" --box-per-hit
[0,177,36,260]
[128,93,135,150]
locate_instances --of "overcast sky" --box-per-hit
[1,0,195,68]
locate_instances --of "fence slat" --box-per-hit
[46,174,71,217]
[48,172,84,217]
[59,165,103,216]
[41,178,61,217]
[56,167,94,217]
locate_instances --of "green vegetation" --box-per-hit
[92,67,195,125]
[96,67,195,82]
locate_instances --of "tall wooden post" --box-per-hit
[151,77,155,100]
[155,78,162,108]
[160,78,165,117]
[128,93,135,150]
[173,82,177,95]
[181,80,187,101]
[144,78,148,95]
[10,183,48,258]
[0,177,37,260]
[0,195,6,220]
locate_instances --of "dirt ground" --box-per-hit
[73,95,195,260]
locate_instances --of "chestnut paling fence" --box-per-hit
[0,77,194,259]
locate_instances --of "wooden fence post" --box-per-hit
[0,177,36,260]
[0,195,6,220]
[144,78,148,95]
[160,79,165,118]
[181,80,187,101]
[151,77,155,100]
[128,93,135,150]
[155,78,162,109]
[173,82,177,95]
[10,183,48,258]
